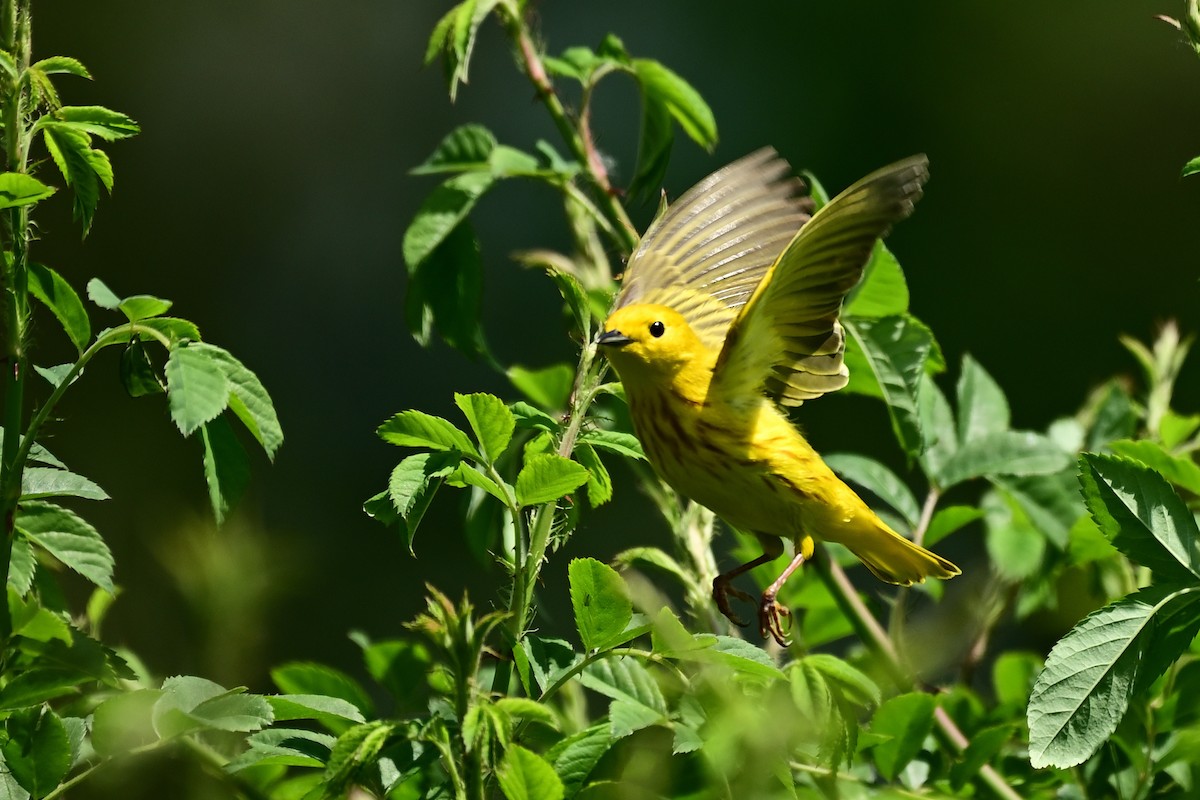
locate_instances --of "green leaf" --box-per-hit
[924,505,983,547]
[118,294,172,322]
[20,467,107,501]
[166,342,230,437]
[0,669,88,710]
[455,392,515,463]
[549,724,612,798]
[631,59,717,150]
[844,242,908,318]
[32,57,91,78]
[609,698,665,740]
[956,355,1010,444]
[802,653,881,706]
[323,721,394,797]
[227,728,334,772]
[1183,155,1200,178]
[498,744,565,800]
[445,462,510,505]
[936,431,1071,489]
[1028,584,1200,768]
[569,558,633,652]
[92,689,162,756]
[267,694,367,727]
[119,340,164,396]
[982,488,1046,580]
[1110,438,1200,496]
[950,724,1014,790]
[992,651,1043,710]
[574,443,613,506]
[377,409,477,456]
[51,106,139,140]
[153,678,273,738]
[917,374,957,481]
[578,430,645,461]
[0,172,55,210]
[8,591,72,645]
[579,657,666,714]
[406,221,487,359]
[991,472,1081,551]
[1160,409,1200,449]
[27,263,89,353]
[510,401,561,433]
[2,707,70,798]
[516,453,588,507]
[403,171,494,269]
[1079,453,1200,581]
[869,692,936,781]
[201,416,251,525]
[824,453,920,529]
[85,277,121,309]
[16,501,113,592]
[508,364,575,411]
[843,315,934,457]
[8,536,35,595]
[388,451,458,552]
[412,123,497,174]
[271,662,374,717]
[1085,380,1137,451]
[200,345,284,459]
[41,124,110,235]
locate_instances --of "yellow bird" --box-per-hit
[597,149,959,645]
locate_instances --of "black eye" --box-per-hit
[649,321,665,338]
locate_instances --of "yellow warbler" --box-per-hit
[597,149,959,645]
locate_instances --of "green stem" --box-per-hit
[538,646,686,703]
[499,3,639,253]
[813,552,1022,800]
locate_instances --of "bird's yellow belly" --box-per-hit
[631,395,802,536]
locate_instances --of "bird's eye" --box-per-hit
[649,321,665,338]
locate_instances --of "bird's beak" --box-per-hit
[596,329,634,348]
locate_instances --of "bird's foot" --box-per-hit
[758,593,793,647]
[712,575,756,628]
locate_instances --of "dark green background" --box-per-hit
[32,0,1200,706]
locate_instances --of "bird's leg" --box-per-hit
[759,535,815,646]
[712,534,783,628]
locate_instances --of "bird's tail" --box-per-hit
[844,516,960,586]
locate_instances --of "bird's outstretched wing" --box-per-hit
[711,155,929,407]
[612,148,813,352]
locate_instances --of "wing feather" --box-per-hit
[712,155,930,406]
[612,148,813,351]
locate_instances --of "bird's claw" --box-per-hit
[712,576,756,628]
[759,595,793,647]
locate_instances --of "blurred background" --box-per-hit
[31,0,1200,739]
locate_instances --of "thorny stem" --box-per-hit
[499,2,639,253]
[814,552,1022,800]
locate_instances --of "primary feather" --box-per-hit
[599,151,958,643]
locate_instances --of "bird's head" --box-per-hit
[596,304,707,384]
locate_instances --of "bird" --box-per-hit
[596,148,959,646]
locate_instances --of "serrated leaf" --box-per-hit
[917,374,957,481]
[200,345,283,459]
[956,355,1010,444]
[803,653,881,706]
[154,681,274,738]
[406,221,487,359]
[85,277,121,309]
[403,171,493,269]
[2,707,70,798]
[119,340,163,396]
[8,536,35,595]
[511,401,561,433]
[166,342,230,437]
[608,698,664,740]
[508,364,574,411]
[16,501,113,592]
[936,430,1071,489]
[20,467,108,501]
[498,744,565,800]
[377,409,477,456]
[27,263,89,353]
[32,57,91,78]
[843,315,934,457]
[412,123,497,174]
[118,294,172,322]
[201,416,250,525]
[227,728,334,772]
[628,59,717,198]
[1079,453,1200,581]
[549,724,611,797]
[41,124,110,235]
[324,722,394,797]
[844,241,908,318]
[0,172,55,210]
[579,657,666,713]
[1110,438,1200,496]
[387,451,458,552]
[569,558,633,652]
[1028,584,1200,768]
[0,669,88,710]
[516,453,588,507]
[271,662,374,717]
[824,453,920,529]
[578,430,645,461]
[51,105,139,140]
[574,443,613,506]
[1183,155,1200,178]
[267,694,367,727]
[869,692,936,781]
[455,392,515,463]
